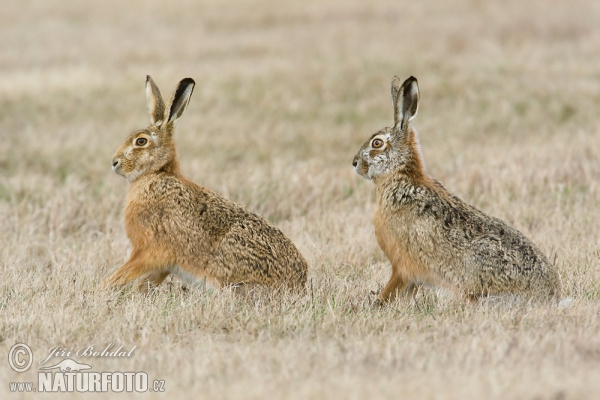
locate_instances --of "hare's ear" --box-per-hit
[391,76,419,130]
[146,76,166,126]
[165,78,195,124]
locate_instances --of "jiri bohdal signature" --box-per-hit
[39,344,136,365]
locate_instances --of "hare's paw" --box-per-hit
[368,290,384,308]
[137,271,170,294]
[100,256,151,290]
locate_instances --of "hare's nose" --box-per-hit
[352,158,358,168]
[112,159,120,168]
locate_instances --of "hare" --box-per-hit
[102,76,308,293]
[352,76,560,303]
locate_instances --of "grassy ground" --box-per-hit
[1,0,600,398]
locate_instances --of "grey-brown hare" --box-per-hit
[353,76,560,303]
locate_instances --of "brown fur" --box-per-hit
[353,76,560,302]
[101,76,308,292]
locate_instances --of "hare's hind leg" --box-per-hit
[229,282,261,300]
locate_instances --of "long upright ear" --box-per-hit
[146,75,166,126]
[391,76,419,130]
[165,78,195,124]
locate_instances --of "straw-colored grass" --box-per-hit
[1,0,599,398]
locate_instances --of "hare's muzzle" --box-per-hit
[112,158,121,173]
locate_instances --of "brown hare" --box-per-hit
[102,76,308,293]
[353,76,560,303]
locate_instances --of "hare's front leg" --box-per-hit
[379,270,416,303]
[138,271,170,293]
[101,250,159,290]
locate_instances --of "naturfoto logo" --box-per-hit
[8,343,165,393]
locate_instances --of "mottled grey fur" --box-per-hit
[353,76,560,302]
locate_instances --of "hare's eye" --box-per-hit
[371,138,384,149]
[135,137,148,146]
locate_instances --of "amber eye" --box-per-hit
[371,138,384,149]
[135,137,148,146]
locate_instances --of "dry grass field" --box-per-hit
[2,0,600,398]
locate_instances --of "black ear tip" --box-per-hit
[181,77,195,86]
[146,75,152,82]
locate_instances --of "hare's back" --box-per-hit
[170,178,307,286]
[138,176,233,244]
[428,194,558,295]
[209,208,308,286]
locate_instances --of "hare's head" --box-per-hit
[112,76,195,181]
[352,76,420,181]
